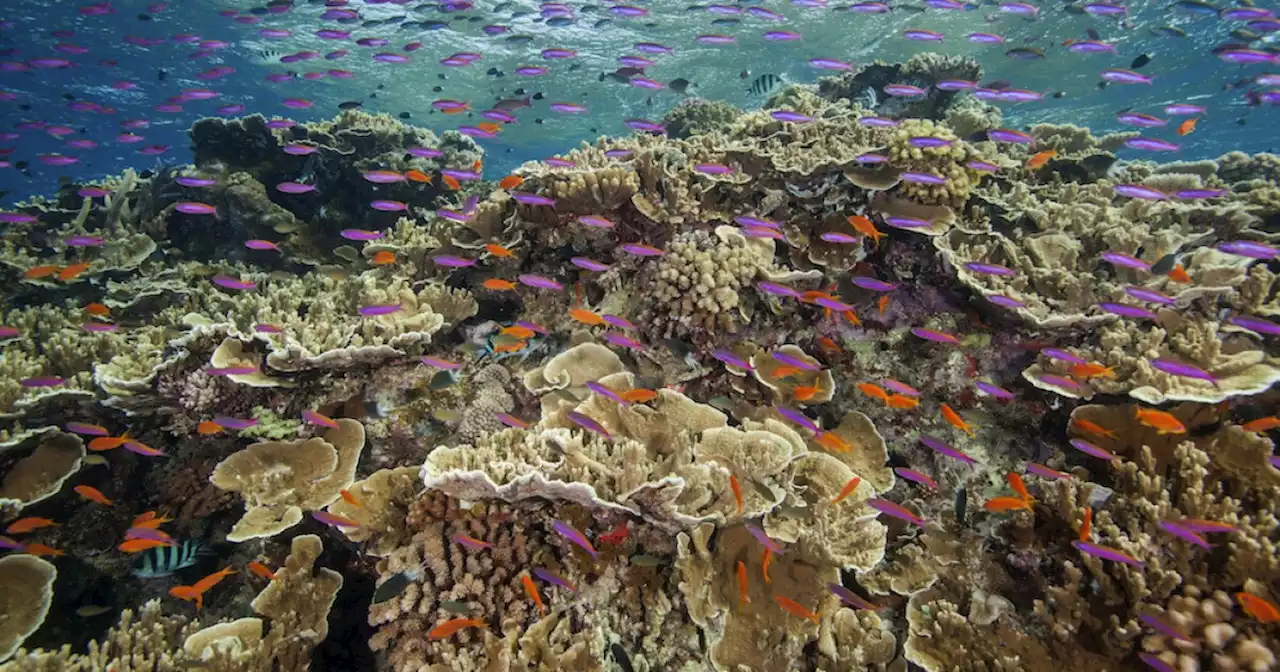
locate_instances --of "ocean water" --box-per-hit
[0,0,1276,200]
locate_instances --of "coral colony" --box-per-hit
[0,1,1278,671]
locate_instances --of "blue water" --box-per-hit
[0,0,1276,202]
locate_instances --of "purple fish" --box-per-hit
[987,294,1026,309]
[770,110,812,123]
[900,171,947,185]
[175,202,217,215]
[920,435,977,464]
[621,243,664,257]
[533,567,576,592]
[828,583,879,610]
[903,29,944,41]
[518,274,564,291]
[1072,540,1144,566]
[895,467,940,490]
[340,229,385,241]
[694,163,734,175]
[987,128,1034,144]
[744,524,785,554]
[370,200,408,212]
[964,262,1015,277]
[1172,189,1226,200]
[808,57,852,70]
[772,351,821,372]
[866,498,926,527]
[1070,438,1117,461]
[1124,286,1176,305]
[975,381,1015,400]
[852,276,898,292]
[602,332,646,350]
[1099,302,1158,320]
[937,79,977,91]
[312,511,359,529]
[813,297,853,312]
[1114,184,1169,201]
[1125,137,1180,152]
[510,192,557,207]
[570,257,611,272]
[911,327,960,344]
[1156,522,1213,551]
[966,32,1006,43]
[20,376,64,388]
[552,519,598,558]
[775,406,819,433]
[711,349,753,370]
[908,136,953,148]
[359,304,402,317]
[1038,374,1082,390]
[603,315,636,331]
[1101,251,1152,271]
[1116,112,1167,128]
[884,216,932,230]
[587,380,630,405]
[213,417,259,430]
[212,276,256,291]
[821,232,859,244]
[858,117,899,128]
[567,410,611,439]
[1026,463,1070,480]
[276,182,316,194]
[1227,314,1280,336]
[434,255,477,268]
[1219,240,1278,259]
[64,235,106,247]
[758,281,802,299]
[1149,358,1217,385]
[1101,69,1153,84]
[857,152,890,163]
[884,84,927,98]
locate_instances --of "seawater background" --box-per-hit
[0,0,1276,203]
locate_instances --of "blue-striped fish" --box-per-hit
[133,540,204,578]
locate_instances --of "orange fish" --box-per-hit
[940,403,976,437]
[58,262,91,281]
[1167,264,1191,284]
[88,432,130,451]
[1026,149,1057,170]
[119,538,174,553]
[482,278,516,291]
[83,302,110,316]
[857,383,889,404]
[22,543,65,558]
[340,489,365,508]
[816,336,841,354]
[568,308,605,326]
[498,175,524,190]
[442,174,461,191]
[1007,472,1031,502]
[1071,418,1117,440]
[132,511,172,529]
[1079,507,1092,542]
[501,325,536,339]
[169,566,236,612]
[1237,592,1280,623]
[197,420,224,436]
[832,476,861,504]
[983,496,1034,513]
[429,617,486,640]
[441,104,470,115]
[5,517,58,534]
[485,243,515,258]
[762,547,773,585]
[192,566,237,593]
[493,339,526,354]
[737,560,749,607]
[847,215,885,247]
[775,596,820,624]
[599,520,629,545]
[1070,362,1116,379]
[247,560,277,580]
[404,169,432,184]
[877,295,889,315]
[1135,407,1187,435]
[74,485,113,506]
[729,474,743,513]
[476,121,502,135]
[370,250,397,266]
[815,431,852,453]
[522,574,546,616]
[24,265,59,279]
[472,159,483,172]
[887,394,919,410]
[1243,416,1280,433]
[771,365,801,379]
[793,384,819,402]
[1177,117,1198,136]
[842,310,862,327]
[620,388,658,404]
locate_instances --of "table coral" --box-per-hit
[0,555,56,662]
[0,433,84,508]
[210,418,365,542]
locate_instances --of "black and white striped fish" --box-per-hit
[748,73,783,96]
[133,540,204,578]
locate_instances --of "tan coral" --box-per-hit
[324,466,421,557]
[0,433,84,508]
[0,555,56,662]
[209,338,279,388]
[211,419,365,542]
[751,345,836,406]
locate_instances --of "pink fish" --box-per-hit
[495,412,530,429]
[359,304,402,317]
[745,523,786,555]
[212,276,256,291]
[302,410,340,429]
[518,274,564,291]
[911,327,960,344]
[552,519,598,558]
[434,255,476,268]
[453,534,494,550]
[421,356,463,370]
[245,240,280,251]
[1026,463,1070,480]
[312,511,360,528]
[566,411,611,439]
[20,376,64,388]
[894,467,939,490]
[1072,540,1144,566]
[65,421,110,436]
[175,202,217,215]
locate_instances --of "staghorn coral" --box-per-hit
[210,418,365,542]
